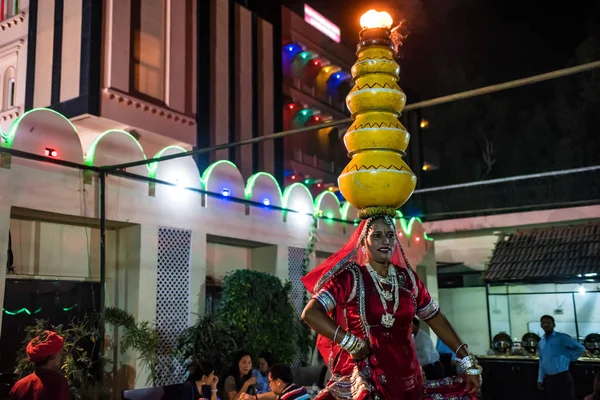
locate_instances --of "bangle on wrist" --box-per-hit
[455,343,468,356]
[339,332,351,348]
[458,354,478,370]
[339,331,366,355]
[465,365,483,376]
[333,326,342,343]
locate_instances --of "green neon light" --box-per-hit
[282,182,314,212]
[314,190,341,215]
[395,211,434,241]
[84,129,147,169]
[62,304,78,311]
[244,172,283,202]
[340,202,353,221]
[3,304,78,315]
[3,307,42,315]
[0,108,434,238]
[201,159,238,188]
[147,145,190,179]
[1,108,79,149]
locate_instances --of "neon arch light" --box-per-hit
[84,129,147,169]
[396,211,434,241]
[147,145,191,179]
[0,108,434,239]
[1,108,79,149]
[314,191,341,220]
[245,172,283,206]
[282,182,314,213]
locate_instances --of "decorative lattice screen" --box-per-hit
[288,247,308,316]
[156,227,192,386]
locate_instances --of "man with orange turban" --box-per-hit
[10,330,70,400]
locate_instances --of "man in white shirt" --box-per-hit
[412,317,445,380]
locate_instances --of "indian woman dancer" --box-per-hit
[301,215,482,400]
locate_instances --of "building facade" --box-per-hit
[0,0,356,189]
[0,0,440,391]
[0,106,437,388]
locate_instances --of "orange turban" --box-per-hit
[26,331,64,363]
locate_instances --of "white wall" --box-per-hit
[438,287,490,356]
[206,242,250,280]
[8,219,117,279]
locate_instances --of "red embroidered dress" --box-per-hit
[302,219,441,400]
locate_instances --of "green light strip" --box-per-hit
[147,145,190,179]
[84,129,148,169]
[282,182,313,212]
[396,211,434,241]
[3,108,434,241]
[1,108,79,149]
[201,159,237,187]
[245,172,283,201]
[2,304,78,315]
[314,191,341,222]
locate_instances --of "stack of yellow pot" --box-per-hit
[338,10,416,219]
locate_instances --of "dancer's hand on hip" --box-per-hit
[465,374,481,395]
[351,343,371,361]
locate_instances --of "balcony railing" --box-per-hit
[405,167,600,221]
[283,76,348,113]
[293,149,335,174]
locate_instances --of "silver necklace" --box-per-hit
[366,264,400,328]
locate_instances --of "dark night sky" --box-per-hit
[285,0,598,99]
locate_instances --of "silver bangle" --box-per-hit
[339,332,351,349]
[455,343,468,356]
[465,365,483,376]
[459,354,477,370]
[348,338,366,356]
[333,326,342,343]
[340,332,366,356]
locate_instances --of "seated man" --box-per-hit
[253,352,276,394]
[266,364,309,400]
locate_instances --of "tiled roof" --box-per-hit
[484,223,600,282]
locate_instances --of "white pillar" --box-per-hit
[0,205,11,339]
[189,230,207,324]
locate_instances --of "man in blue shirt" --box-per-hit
[253,352,276,395]
[537,314,585,400]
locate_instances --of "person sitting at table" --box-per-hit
[188,361,218,400]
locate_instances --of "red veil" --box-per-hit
[301,218,410,365]
[302,218,407,296]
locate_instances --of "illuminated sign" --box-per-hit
[304,4,341,43]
